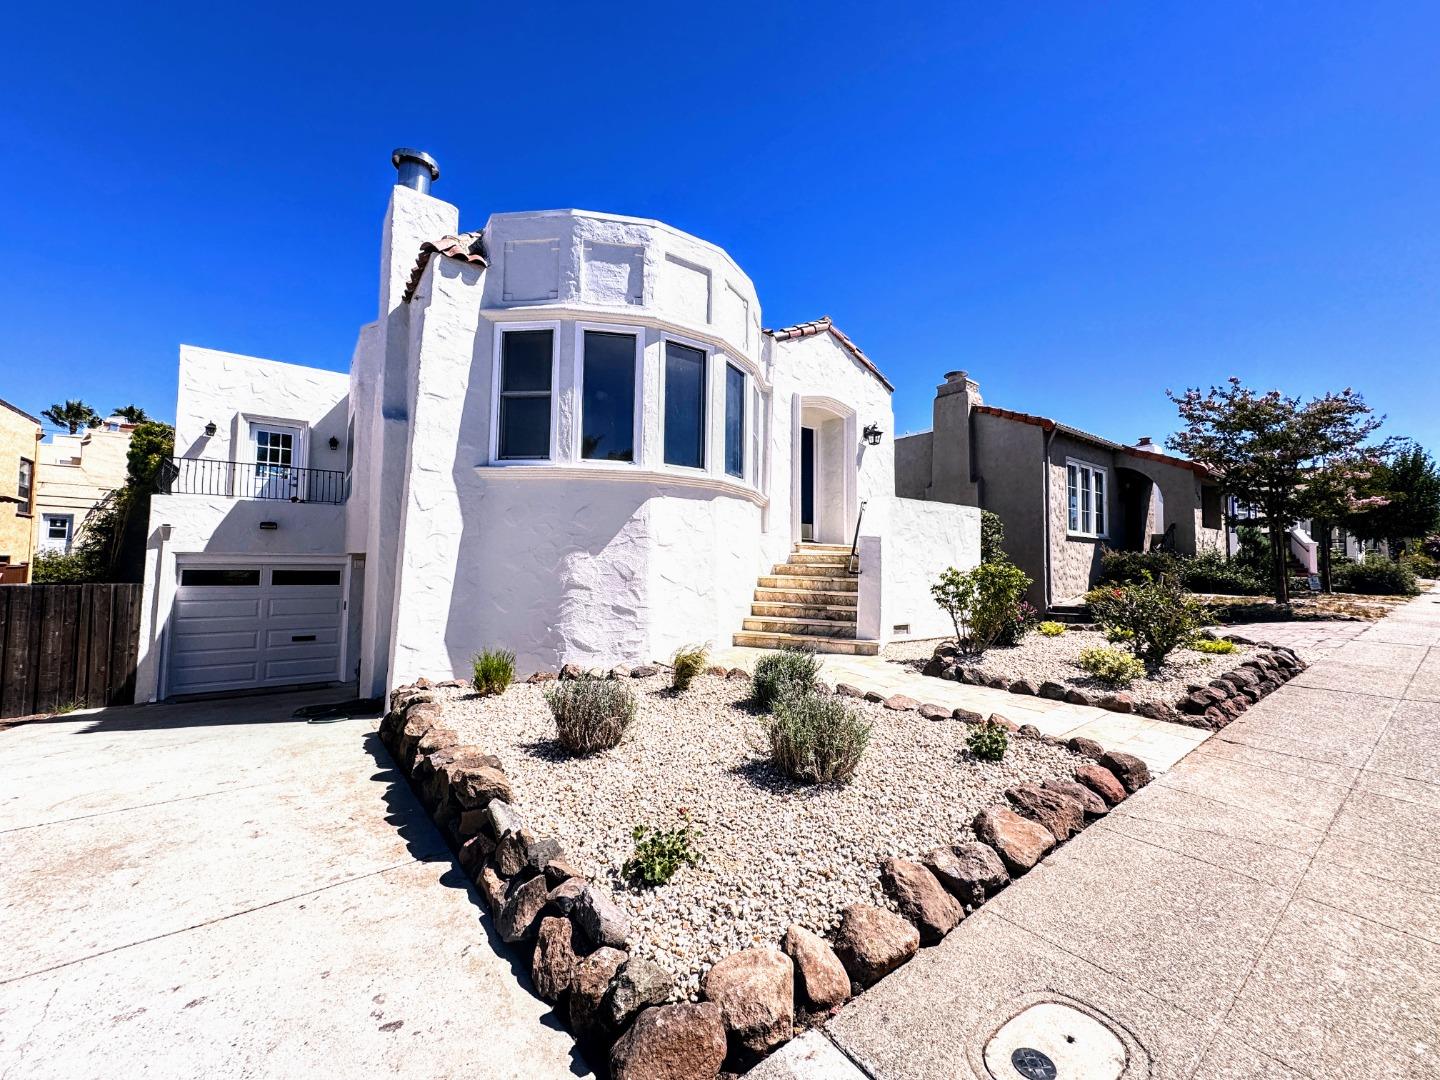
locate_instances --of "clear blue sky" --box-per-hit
[3,2,1437,450]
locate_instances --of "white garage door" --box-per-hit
[167,564,345,696]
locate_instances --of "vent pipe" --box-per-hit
[391,148,440,194]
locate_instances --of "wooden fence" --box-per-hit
[0,583,143,719]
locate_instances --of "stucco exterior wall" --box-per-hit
[33,429,132,552]
[893,432,932,500]
[0,401,41,578]
[973,413,1048,607]
[865,496,980,642]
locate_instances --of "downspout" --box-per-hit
[1041,425,1056,611]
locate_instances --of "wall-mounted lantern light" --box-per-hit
[259,521,279,531]
[203,421,217,437]
[328,436,340,450]
[863,423,883,446]
[159,523,173,541]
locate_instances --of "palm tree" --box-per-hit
[112,404,150,424]
[42,400,101,434]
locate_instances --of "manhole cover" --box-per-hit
[984,1002,1126,1080]
[1012,1047,1058,1080]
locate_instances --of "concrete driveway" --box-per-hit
[0,689,588,1080]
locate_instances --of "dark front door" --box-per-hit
[800,427,815,540]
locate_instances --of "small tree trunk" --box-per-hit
[1270,526,1289,604]
[1317,521,1333,593]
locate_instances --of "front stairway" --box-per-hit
[732,543,880,655]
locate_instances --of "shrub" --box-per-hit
[966,719,1008,761]
[1181,552,1266,596]
[31,550,98,583]
[980,509,1008,564]
[931,561,1033,656]
[1037,621,1067,637]
[1077,646,1146,686]
[1085,573,1209,671]
[760,688,871,783]
[1097,548,1182,587]
[1105,625,1135,643]
[1401,551,1440,580]
[471,648,516,696]
[546,676,636,754]
[1330,558,1419,596]
[671,643,709,692]
[995,600,1040,647]
[751,647,821,711]
[623,810,701,888]
[1190,637,1236,655]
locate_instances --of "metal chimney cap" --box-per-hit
[391,148,440,181]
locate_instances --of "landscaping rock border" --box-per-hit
[379,670,1152,1077]
[922,634,1306,730]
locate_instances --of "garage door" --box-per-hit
[167,564,345,696]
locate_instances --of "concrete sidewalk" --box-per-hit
[0,690,587,1079]
[758,589,1440,1079]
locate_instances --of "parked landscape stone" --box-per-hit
[609,1002,728,1080]
[575,884,631,949]
[1099,750,1152,793]
[973,804,1056,874]
[879,857,964,943]
[921,841,1009,907]
[1005,783,1086,841]
[835,682,864,698]
[497,873,549,942]
[1042,777,1108,817]
[544,877,588,917]
[568,946,630,1040]
[1073,763,1127,805]
[477,865,506,913]
[1066,736,1105,760]
[533,915,580,1002]
[602,957,674,1032]
[451,765,514,810]
[781,923,850,1010]
[918,703,951,720]
[702,946,794,1060]
[951,707,983,723]
[831,903,920,988]
[629,665,660,678]
[883,693,918,710]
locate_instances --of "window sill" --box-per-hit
[478,462,767,507]
[1066,531,1107,542]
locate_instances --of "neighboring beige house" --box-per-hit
[1,398,43,582]
[33,417,135,557]
[896,371,1225,610]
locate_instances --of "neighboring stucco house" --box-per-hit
[896,371,1223,610]
[0,398,42,583]
[134,151,978,702]
[33,418,135,556]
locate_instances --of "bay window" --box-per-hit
[496,328,554,460]
[724,362,745,479]
[663,341,706,469]
[580,330,638,462]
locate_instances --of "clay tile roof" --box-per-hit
[971,404,1215,478]
[402,231,489,303]
[763,316,895,392]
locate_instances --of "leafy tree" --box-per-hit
[1295,459,1382,592]
[1347,441,1440,556]
[42,399,101,434]
[1167,379,1387,604]
[111,404,150,423]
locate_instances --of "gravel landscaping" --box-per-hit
[884,630,1257,707]
[436,674,1082,1000]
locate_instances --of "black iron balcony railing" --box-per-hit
[156,456,347,505]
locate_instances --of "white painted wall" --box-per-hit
[856,496,981,644]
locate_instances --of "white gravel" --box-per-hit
[884,631,1256,706]
[438,675,1082,1000]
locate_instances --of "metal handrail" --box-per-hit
[848,499,868,574]
[156,456,347,505]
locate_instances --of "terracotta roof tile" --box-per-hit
[972,404,1214,477]
[402,231,489,303]
[763,316,894,392]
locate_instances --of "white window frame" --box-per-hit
[243,416,308,501]
[489,320,562,464]
[41,513,74,553]
[572,322,645,468]
[722,360,748,481]
[658,332,711,475]
[1066,458,1108,538]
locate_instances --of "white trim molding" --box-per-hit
[1065,457,1109,538]
[475,462,769,507]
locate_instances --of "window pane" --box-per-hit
[664,342,706,468]
[1094,471,1105,535]
[271,568,342,586]
[724,363,745,478]
[1067,464,1078,531]
[581,331,636,462]
[181,568,260,587]
[1080,468,1093,533]
[501,330,553,392]
[499,397,551,459]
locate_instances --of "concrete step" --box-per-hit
[731,631,880,655]
[788,551,853,567]
[757,575,859,593]
[742,617,857,638]
[749,601,858,621]
[770,562,853,578]
[794,543,851,553]
[753,587,859,606]
[1045,603,1092,625]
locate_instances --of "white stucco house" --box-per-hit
[134,151,979,702]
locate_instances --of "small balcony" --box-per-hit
[156,457,347,505]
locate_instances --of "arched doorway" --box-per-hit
[1115,467,1157,552]
[793,397,858,545]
